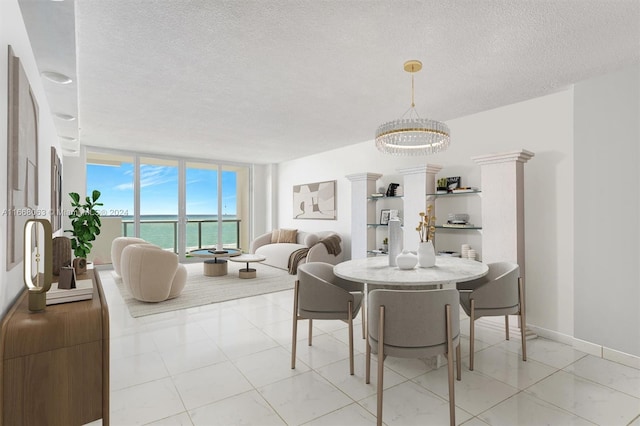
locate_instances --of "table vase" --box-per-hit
[396,250,418,270]
[418,241,436,268]
[388,217,402,267]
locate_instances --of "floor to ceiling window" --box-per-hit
[139,157,179,251]
[86,151,135,240]
[86,150,251,259]
[185,162,218,251]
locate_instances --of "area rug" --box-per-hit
[109,261,294,318]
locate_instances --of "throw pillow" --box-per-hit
[271,228,298,244]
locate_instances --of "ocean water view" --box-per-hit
[117,215,240,252]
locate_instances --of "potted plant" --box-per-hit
[66,190,103,274]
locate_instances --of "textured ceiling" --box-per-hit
[19,0,640,163]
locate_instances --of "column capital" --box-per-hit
[345,172,383,182]
[397,164,443,176]
[472,149,535,166]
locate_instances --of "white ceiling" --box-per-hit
[19,0,640,164]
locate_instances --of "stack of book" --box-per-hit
[46,279,93,305]
[443,213,475,228]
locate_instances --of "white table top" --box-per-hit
[334,255,488,287]
[228,254,266,263]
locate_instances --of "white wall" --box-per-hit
[252,163,276,239]
[277,88,575,344]
[61,148,87,234]
[574,65,640,357]
[0,0,61,317]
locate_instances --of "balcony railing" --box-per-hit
[122,218,241,252]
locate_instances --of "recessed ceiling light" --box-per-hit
[54,113,76,121]
[41,71,72,84]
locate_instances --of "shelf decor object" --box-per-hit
[375,60,450,156]
[52,235,72,275]
[23,218,53,312]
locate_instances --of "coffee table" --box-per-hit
[189,248,241,277]
[228,254,266,279]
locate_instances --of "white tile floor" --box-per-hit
[92,269,640,426]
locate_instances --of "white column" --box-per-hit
[398,164,442,250]
[472,150,534,278]
[473,150,536,339]
[346,173,382,259]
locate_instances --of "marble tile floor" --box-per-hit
[90,270,640,426]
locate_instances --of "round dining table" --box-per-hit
[334,255,488,288]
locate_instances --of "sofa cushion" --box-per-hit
[255,242,306,270]
[303,233,319,247]
[271,228,298,243]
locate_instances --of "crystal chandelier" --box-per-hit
[375,60,450,155]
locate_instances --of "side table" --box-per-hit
[229,254,266,279]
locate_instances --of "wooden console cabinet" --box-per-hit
[0,269,109,425]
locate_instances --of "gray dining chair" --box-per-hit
[366,289,461,426]
[457,261,527,370]
[291,262,364,375]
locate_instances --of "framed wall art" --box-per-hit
[6,46,39,271]
[51,146,63,232]
[293,180,336,220]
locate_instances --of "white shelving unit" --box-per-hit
[366,195,403,256]
[346,172,382,259]
[348,150,533,268]
[427,189,483,259]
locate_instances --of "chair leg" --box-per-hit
[469,299,475,371]
[519,277,527,362]
[348,300,354,375]
[456,342,462,381]
[366,337,371,384]
[361,298,366,339]
[445,304,456,426]
[291,280,299,369]
[505,315,510,340]
[376,305,385,426]
[308,319,313,346]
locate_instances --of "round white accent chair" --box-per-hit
[121,244,187,302]
[111,237,147,279]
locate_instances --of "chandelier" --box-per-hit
[375,60,450,155]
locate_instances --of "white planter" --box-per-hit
[417,241,436,268]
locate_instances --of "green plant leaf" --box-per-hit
[66,189,102,258]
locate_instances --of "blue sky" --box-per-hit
[87,163,237,216]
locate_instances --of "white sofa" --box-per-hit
[250,230,344,272]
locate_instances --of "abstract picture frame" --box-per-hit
[293,180,336,220]
[51,146,63,232]
[6,46,39,271]
[379,209,391,225]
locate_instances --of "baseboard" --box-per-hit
[527,324,574,345]
[528,324,640,369]
[603,347,640,369]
